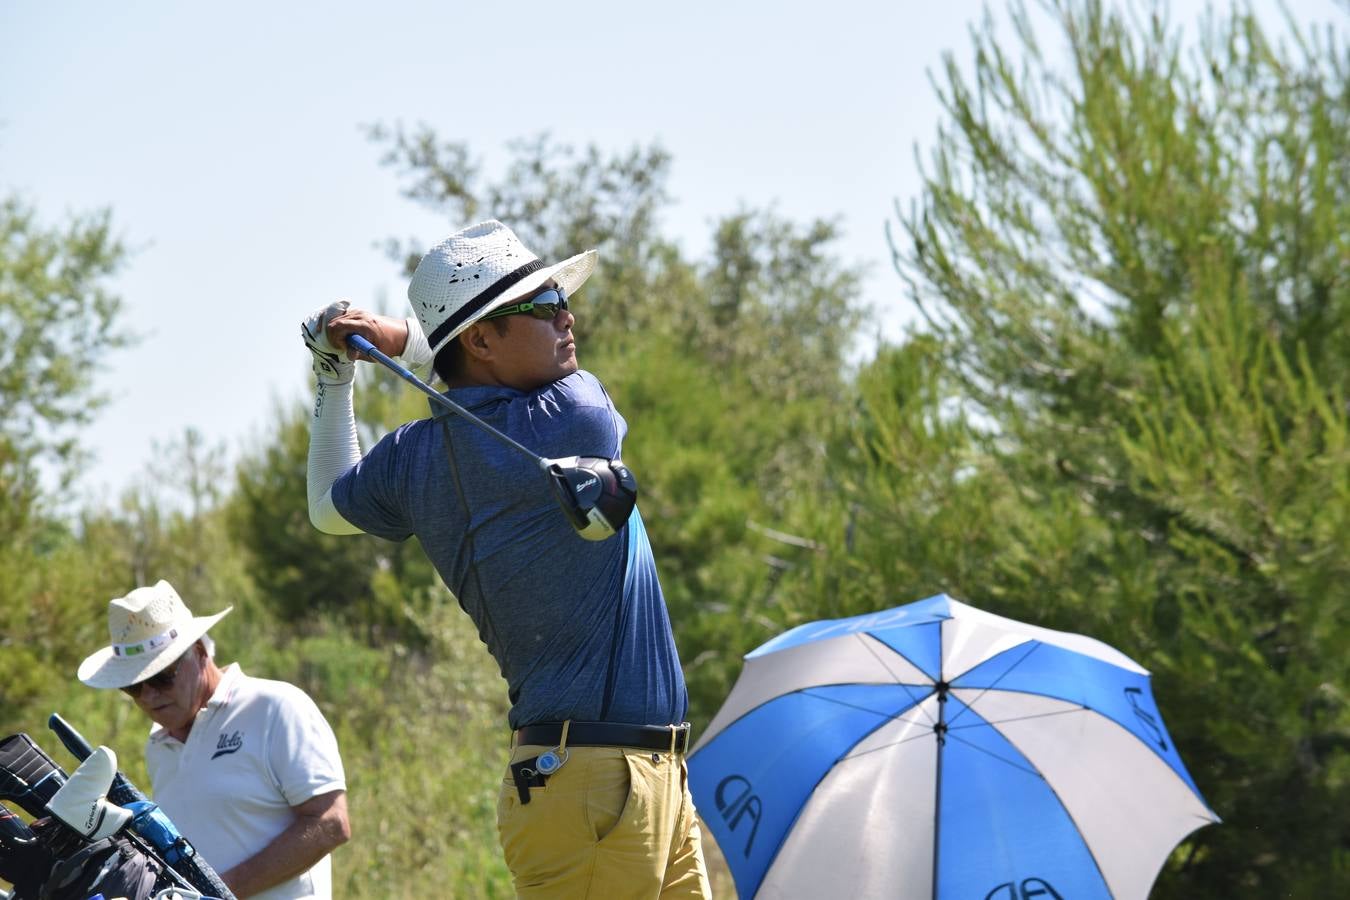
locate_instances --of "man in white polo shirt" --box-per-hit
[77,580,350,900]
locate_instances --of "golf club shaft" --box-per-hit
[48,714,146,807]
[345,334,546,468]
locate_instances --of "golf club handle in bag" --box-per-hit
[47,715,147,809]
[47,715,237,900]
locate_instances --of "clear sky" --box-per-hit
[1,0,1342,504]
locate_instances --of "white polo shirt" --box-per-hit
[145,663,346,900]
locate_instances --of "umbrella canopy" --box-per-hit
[689,594,1218,900]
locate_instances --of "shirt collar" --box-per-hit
[206,662,244,709]
[427,373,589,419]
[427,383,522,419]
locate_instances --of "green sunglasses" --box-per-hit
[482,288,568,321]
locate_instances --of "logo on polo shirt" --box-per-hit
[211,730,245,759]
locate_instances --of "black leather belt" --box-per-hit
[515,721,690,754]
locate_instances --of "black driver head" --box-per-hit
[546,457,639,541]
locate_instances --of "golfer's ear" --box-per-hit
[461,324,494,362]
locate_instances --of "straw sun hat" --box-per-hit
[77,581,232,690]
[408,219,598,358]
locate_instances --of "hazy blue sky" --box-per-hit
[1,1,1342,503]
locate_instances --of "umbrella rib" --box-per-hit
[837,707,1090,766]
[798,687,933,724]
[946,705,1087,733]
[943,729,1046,780]
[830,724,940,763]
[855,632,938,726]
[945,641,1043,728]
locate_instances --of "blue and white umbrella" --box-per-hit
[689,594,1218,899]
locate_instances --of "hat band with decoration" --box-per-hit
[112,627,180,658]
[426,259,547,350]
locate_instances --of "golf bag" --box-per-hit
[0,802,50,897]
[46,716,234,900]
[0,731,226,900]
[2,792,173,900]
[29,819,161,900]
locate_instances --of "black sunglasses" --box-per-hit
[120,649,191,698]
[481,288,568,321]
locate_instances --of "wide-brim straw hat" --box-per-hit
[77,580,232,689]
[408,219,598,358]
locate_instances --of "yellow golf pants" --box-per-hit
[497,743,713,899]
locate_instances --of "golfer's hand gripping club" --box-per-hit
[301,301,356,384]
[343,333,637,540]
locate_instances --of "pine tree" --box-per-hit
[842,2,1350,894]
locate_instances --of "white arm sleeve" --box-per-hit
[307,379,366,535]
[399,316,434,371]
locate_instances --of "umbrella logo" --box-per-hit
[1124,686,1168,750]
[984,878,1064,899]
[714,773,762,857]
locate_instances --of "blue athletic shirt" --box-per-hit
[331,370,688,730]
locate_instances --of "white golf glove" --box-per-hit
[302,300,355,384]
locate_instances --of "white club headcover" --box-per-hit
[46,745,132,840]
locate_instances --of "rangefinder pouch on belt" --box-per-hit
[510,721,572,805]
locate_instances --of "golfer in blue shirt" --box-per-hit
[303,219,711,899]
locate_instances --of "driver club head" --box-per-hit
[546,457,638,541]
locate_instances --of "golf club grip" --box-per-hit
[345,333,414,379]
[48,716,237,900]
[47,714,147,807]
[345,333,547,466]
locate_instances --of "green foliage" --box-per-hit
[0,195,130,529]
[789,336,1021,611]
[233,600,514,898]
[1,429,259,736]
[0,195,133,729]
[0,533,130,729]
[862,2,1350,895]
[1118,291,1350,895]
[226,407,442,641]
